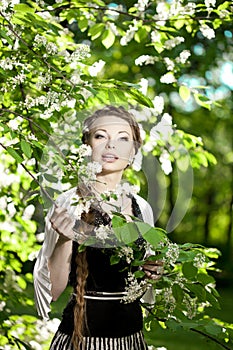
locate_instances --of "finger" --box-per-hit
[144,260,164,266]
[144,270,161,280]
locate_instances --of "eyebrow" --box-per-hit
[94,128,130,135]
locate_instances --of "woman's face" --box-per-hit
[88,115,135,174]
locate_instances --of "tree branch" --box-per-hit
[0,11,75,88]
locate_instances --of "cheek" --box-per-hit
[90,142,105,161]
[117,142,134,157]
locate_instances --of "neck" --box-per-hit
[94,171,123,192]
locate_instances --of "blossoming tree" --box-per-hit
[0,0,233,349]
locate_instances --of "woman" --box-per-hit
[33,105,162,350]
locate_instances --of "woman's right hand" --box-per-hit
[50,206,76,242]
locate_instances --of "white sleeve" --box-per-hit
[134,194,154,226]
[33,188,78,319]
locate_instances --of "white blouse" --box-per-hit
[33,187,155,319]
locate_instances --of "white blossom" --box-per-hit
[8,117,21,130]
[118,246,134,264]
[151,30,161,43]
[122,272,147,303]
[193,253,206,268]
[88,60,105,77]
[68,45,91,63]
[176,50,191,64]
[159,151,173,175]
[164,57,175,71]
[46,42,58,55]
[152,95,164,116]
[200,24,215,39]
[164,36,185,50]
[74,200,91,220]
[135,55,157,66]
[135,0,149,12]
[132,149,143,171]
[160,72,177,84]
[78,161,102,184]
[163,242,179,265]
[120,20,138,46]
[150,113,173,143]
[75,144,92,158]
[34,34,47,46]
[115,182,139,196]
[36,72,52,90]
[138,78,148,95]
[205,0,216,8]
[128,107,152,122]
[95,224,112,242]
[0,57,14,70]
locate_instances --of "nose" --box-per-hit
[106,139,115,149]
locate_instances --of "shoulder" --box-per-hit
[133,194,154,226]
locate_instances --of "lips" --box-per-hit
[102,153,119,162]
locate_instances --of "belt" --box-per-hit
[73,291,127,300]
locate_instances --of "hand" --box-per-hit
[142,259,164,281]
[50,206,76,241]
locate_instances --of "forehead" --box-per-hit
[90,115,132,133]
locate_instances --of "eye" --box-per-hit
[119,136,129,141]
[94,133,105,139]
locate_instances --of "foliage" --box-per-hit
[0,0,233,349]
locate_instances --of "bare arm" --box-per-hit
[48,207,75,301]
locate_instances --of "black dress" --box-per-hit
[49,197,148,350]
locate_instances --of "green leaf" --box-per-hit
[44,173,59,183]
[6,147,23,163]
[153,41,164,54]
[0,30,14,45]
[112,214,126,228]
[20,140,32,158]
[141,227,167,248]
[194,93,212,110]
[88,23,105,40]
[134,27,149,43]
[197,273,215,285]
[102,29,115,49]
[113,222,139,244]
[179,85,191,102]
[172,283,184,303]
[134,270,145,278]
[110,254,121,265]
[127,88,154,108]
[14,3,35,13]
[182,262,198,279]
[78,17,88,32]
[187,283,206,301]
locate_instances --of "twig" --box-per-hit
[190,328,232,350]
[41,4,230,24]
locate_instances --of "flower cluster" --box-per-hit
[117,246,134,264]
[78,161,102,184]
[120,19,138,46]
[122,272,148,303]
[95,224,113,243]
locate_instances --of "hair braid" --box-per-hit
[72,250,88,350]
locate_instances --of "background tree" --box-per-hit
[0,0,232,349]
